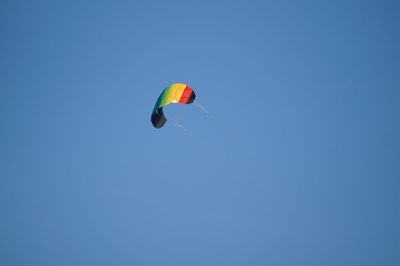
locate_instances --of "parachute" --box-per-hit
[151,83,196,128]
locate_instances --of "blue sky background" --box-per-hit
[1,1,400,265]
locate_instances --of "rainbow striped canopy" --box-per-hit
[151,83,196,128]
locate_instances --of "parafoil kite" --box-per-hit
[151,83,196,128]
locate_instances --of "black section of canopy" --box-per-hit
[187,91,196,104]
[151,107,166,128]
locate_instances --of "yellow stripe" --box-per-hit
[165,83,186,105]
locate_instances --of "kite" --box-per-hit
[151,83,196,128]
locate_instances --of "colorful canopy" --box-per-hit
[151,83,196,128]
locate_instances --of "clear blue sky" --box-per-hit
[1,1,400,265]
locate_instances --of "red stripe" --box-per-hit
[178,86,193,104]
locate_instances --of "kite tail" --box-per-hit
[193,101,212,117]
[172,121,188,132]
